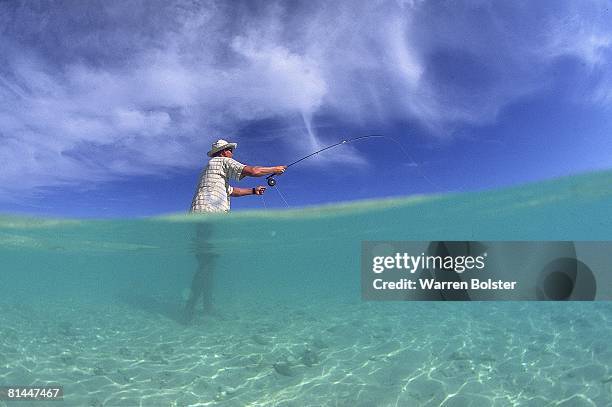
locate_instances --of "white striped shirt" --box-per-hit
[190,157,246,213]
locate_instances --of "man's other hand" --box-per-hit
[254,186,266,195]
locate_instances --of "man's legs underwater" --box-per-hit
[184,222,218,323]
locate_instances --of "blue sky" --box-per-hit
[0,0,611,218]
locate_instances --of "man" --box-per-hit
[190,139,287,213]
[184,139,286,323]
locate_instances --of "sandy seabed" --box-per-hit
[1,298,611,407]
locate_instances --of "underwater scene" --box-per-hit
[1,169,612,406]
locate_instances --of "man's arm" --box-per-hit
[230,186,266,197]
[240,165,286,179]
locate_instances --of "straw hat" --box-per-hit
[207,139,238,157]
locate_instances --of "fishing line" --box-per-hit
[378,136,445,191]
[260,192,267,209]
[265,134,447,191]
[274,185,291,207]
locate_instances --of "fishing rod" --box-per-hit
[266,135,387,186]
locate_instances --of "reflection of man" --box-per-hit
[190,139,286,213]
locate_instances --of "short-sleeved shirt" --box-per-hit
[190,157,246,213]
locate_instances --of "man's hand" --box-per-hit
[254,186,266,195]
[274,165,287,175]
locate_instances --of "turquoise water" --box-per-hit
[1,169,611,406]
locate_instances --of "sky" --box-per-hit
[0,0,611,218]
